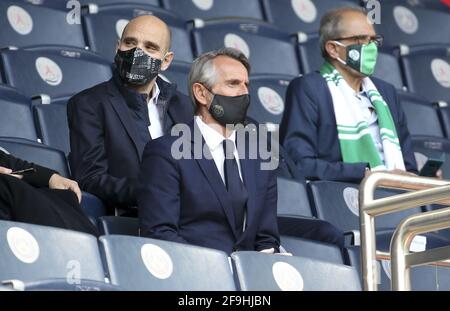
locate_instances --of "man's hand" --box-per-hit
[49,174,82,203]
[0,166,23,179]
[259,248,275,254]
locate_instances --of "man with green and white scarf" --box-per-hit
[280,7,419,182]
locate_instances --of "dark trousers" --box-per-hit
[0,174,99,236]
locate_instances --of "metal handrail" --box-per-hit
[359,172,450,291]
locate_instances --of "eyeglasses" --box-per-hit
[332,34,384,47]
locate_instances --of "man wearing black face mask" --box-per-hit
[68,16,193,213]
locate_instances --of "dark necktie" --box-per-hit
[223,139,248,233]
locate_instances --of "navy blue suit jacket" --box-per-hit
[138,121,280,254]
[280,72,417,182]
[68,77,193,209]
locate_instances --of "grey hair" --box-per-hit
[188,47,250,111]
[319,7,367,59]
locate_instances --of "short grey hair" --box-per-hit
[188,47,250,111]
[319,7,367,59]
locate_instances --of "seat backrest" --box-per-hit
[0,220,105,283]
[0,85,37,141]
[231,251,361,291]
[277,177,313,218]
[398,92,444,137]
[400,45,450,103]
[411,135,450,179]
[0,1,86,48]
[33,103,70,155]
[262,0,360,35]
[0,46,112,98]
[280,235,343,264]
[192,19,300,76]
[82,4,193,63]
[248,74,295,127]
[161,0,264,20]
[0,137,70,177]
[99,235,236,290]
[158,61,191,95]
[98,216,139,236]
[12,0,161,10]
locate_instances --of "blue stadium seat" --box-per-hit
[262,0,360,35]
[0,85,37,141]
[400,44,450,103]
[277,177,313,218]
[82,4,193,62]
[0,220,108,290]
[248,74,295,128]
[159,60,191,95]
[33,103,70,155]
[373,3,450,47]
[99,235,236,290]
[296,33,406,89]
[161,0,264,20]
[280,235,344,264]
[398,92,445,137]
[13,0,160,10]
[231,251,361,291]
[80,192,106,226]
[98,216,139,236]
[412,135,450,179]
[191,19,300,76]
[362,0,450,13]
[0,137,70,178]
[307,181,449,250]
[0,1,86,48]
[0,46,112,98]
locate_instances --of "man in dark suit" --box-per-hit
[280,7,418,183]
[0,150,98,235]
[68,15,193,212]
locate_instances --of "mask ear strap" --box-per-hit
[331,40,347,66]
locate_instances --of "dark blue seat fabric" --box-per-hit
[0,46,112,98]
[82,4,193,62]
[3,278,121,291]
[0,85,37,141]
[280,235,344,264]
[248,74,295,128]
[99,235,236,290]
[0,220,106,286]
[373,3,450,47]
[398,92,445,137]
[401,44,450,103]
[80,191,106,226]
[98,216,139,236]
[13,0,160,10]
[231,251,361,291]
[262,0,360,35]
[159,61,191,95]
[411,135,450,179]
[0,1,86,48]
[161,0,264,20]
[0,137,70,178]
[192,19,300,76]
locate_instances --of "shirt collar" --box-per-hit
[195,116,236,152]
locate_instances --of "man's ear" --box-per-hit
[192,83,210,107]
[116,39,121,53]
[325,41,340,60]
[161,51,174,71]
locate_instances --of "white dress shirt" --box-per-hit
[195,116,243,185]
[147,82,164,139]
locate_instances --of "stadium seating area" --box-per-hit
[0,0,449,291]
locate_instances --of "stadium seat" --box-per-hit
[400,44,450,103]
[398,92,445,137]
[191,19,300,76]
[296,33,406,89]
[0,85,37,141]
[0,46,112,98]
[231,251,361,291]
[14,0,161,10]
[82,4,193,62]
[0,1,86,48]
[262,0,360,35]
[0,137,70,178]
[345,245,450,290]
[99,235,236,290]
[248,74,295,128]
[0,220,108,290]
[373,3,450,47]
[79,192,106,226]
[98,216,139,236]
[307,181,449,250]
[412,135,450,179]
[159,60,191,95]
[362,0,450,13]
[161,0,264,20]
[280,235,344,264]
[33,103,70,155]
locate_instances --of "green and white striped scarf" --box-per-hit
[320,62,405,171]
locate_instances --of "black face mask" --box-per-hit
[205,87,250,126]
[114,47,162,85]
